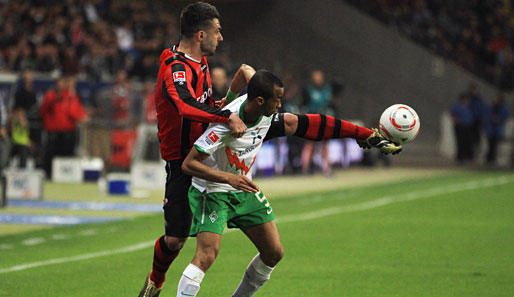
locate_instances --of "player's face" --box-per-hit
[200,18,223,56]
[263,86,284,116]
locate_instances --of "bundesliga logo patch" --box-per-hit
[173,71,186,85]
[208,131,219,143]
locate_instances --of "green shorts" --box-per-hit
[188,186,275,236]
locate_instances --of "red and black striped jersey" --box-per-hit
[155,45,231,161]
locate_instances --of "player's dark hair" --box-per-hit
[247,70,283,101]
[180,2,220,39]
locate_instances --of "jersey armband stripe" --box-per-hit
[333,117,341,138]
[316,114,327,140]
[294,114,309,137]
[263,113,286,141]
[194,144,209,155]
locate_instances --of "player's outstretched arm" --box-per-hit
[268,113,401,155]
[182,147,259,192]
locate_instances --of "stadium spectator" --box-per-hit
[14,70,41,166]
[301,69,334,175]
[280,71,303,174]
[496,46,514,91]
[110,70,134,127]
[468,83,486,159]
[143,81,157,125]
[211,66,228,101]
[14,70,37,113]
[0,95,7,169]
[484,93,510,164]
[8,108,31,168]
[450,93,473,163]
[39,76,89,177]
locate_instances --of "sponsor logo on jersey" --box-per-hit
[196,87,213,103]
[237,145,257,157]
[225,147,257,175]
[251,127,262,144]
[173,71,186,85]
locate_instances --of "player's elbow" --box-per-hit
[283,113,299,136]
[181,160,193,176]
[240,64,256,79]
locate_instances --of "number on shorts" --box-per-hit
[255,191,272,214]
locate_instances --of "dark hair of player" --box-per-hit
[247,70,284,101]
[180,2,220,39]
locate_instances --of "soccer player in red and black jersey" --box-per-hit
[138,3,249,296]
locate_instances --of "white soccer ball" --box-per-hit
[379,104,420,144]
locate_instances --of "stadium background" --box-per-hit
[1,1,514,296]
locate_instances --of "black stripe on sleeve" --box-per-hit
[168,63,230,120]
[293,114,309,137]
[316,114,327,140]
[333,117,341,138]
[181,118,191,157]
[163,81,179,112]
[264,113,286,141]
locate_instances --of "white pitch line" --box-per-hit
[276,175,514,223]
[0,241,155,273]
[1,175,512,274]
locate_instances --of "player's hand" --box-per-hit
[227,174,259,192]
[215,98,227,109]
[228,113,246,138]
[357,128,402,155]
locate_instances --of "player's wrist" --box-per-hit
[225,89,238,104]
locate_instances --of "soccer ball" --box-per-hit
[379,104,420,144]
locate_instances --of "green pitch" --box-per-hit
[1,170,513,296]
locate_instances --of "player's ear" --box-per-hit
[256,96,264,106]
[197,30,205,41]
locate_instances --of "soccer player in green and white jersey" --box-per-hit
[178,70,401,297]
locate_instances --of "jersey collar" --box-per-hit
[171,45,202,64]
[239,99,263,129]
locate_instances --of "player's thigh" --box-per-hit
[241,221,283,260]
[163,159,193,238]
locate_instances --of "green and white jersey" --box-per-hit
[192,95,272,193]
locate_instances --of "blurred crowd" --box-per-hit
[0,0,179,81]
[450,83,510,165]
[348,0,514,90]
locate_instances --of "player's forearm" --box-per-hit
[283,113,373,140]
[226,64,256,103]
[182,156,232,184]
[229,64,255,94]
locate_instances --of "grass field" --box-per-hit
[1,169,513,297]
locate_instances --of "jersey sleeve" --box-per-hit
[194,124,231,156]
[263,113,286,141]
[163,62,231,124]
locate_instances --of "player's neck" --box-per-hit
[177,40,203,62]
[243,101,261,125]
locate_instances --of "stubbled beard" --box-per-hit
[201,42,216,56]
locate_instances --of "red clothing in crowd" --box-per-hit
[39,89,87,132]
